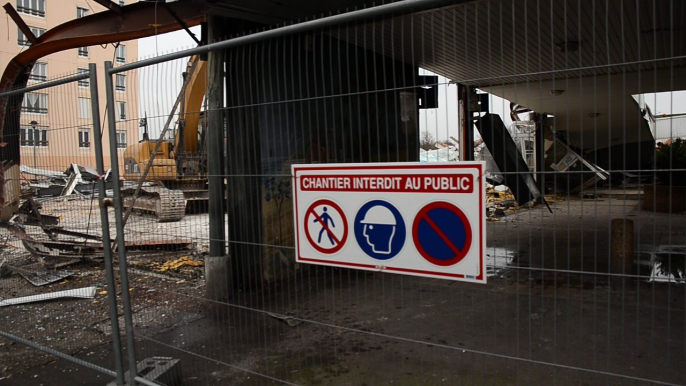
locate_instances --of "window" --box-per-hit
[17,26,45,46]
[115,74,126,91]
[78,46,89,57]
[76,7,88,18]
[20,125,48,147]
[21,93,47,114]
[116,131,127,148]
[17,0,45,17]
[116,101,126,121]
[78,129,90,148]
[29,62,47,82]
[78,68,89,87]
[115,45,126,63]
[78,98,90,119]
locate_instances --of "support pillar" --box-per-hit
[534,113,546,203]
[224,45,263,291]
[457,84,474,161]
[206,15,230,302]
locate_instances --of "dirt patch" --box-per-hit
[0,196,208,381]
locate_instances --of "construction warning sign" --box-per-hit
[292,162,486,284]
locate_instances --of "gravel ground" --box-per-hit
[0,195,208,382]
[1,194,685,385]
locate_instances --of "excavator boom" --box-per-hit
[0,1,208,220]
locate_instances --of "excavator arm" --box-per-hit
[178,58,207,155]
[0,1,208,220]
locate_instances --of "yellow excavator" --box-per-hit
[121,57,208,222]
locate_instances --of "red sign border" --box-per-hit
[293,163,485,283]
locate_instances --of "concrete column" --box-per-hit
[611,219,634,276]
[206,16,230,302]
[224,45,263,290]
[534,113,546,204]
[457,84,474,161]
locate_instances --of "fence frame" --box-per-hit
[2,0,680,384]
[0,66,163,386]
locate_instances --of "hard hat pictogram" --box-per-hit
[359,205,396,225]
[354,200,405,260]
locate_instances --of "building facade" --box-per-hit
[0,0,139,172]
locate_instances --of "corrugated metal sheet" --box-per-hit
[655,115,686,142]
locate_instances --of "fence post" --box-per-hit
[88,63,126,385]
[103,60,138,385]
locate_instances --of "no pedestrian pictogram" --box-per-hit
[304,199,348,254]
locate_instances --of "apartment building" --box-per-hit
[0,0,139,172]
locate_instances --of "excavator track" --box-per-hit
[122,186,186,222]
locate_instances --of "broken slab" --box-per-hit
[0,286,96,307]
[1,221,194,259]
[0,259,74,286]
[475,113,541,205]
[106,357,182,386]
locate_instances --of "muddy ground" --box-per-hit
[1,193,685,385]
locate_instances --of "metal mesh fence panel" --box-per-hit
[3,0,685,385]
[105,1,686,385]
[0,68,127,380]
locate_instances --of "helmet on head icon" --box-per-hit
[360,205,396,225]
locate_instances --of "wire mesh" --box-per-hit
[2,0,686,385]
[0,69,127,378]
[99,1,685,385]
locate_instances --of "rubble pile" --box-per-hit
[486,184,518,220]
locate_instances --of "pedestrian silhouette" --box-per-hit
[314,206,336,245]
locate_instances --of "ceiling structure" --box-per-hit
[316,0,685,149]
[7,0,685,153]
[196,0,684,150]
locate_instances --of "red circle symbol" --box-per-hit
[412,201,472,266]
[304,199,348,254]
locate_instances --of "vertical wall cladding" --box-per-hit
[224,31,419,285]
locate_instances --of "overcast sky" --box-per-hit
[136,28,201,139]
[138,27,201,59]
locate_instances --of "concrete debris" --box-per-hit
[476,114,541,205]
[106,357,182,386]
[0,221,194,260]
[23,163,115,197]
[0,286,96,307]
[13,198,60,227]
[0,258,73,286]
[20,165,64,179]
[419,147,459,162]
[267,312,304,327]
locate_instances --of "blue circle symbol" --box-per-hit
[354,200,406,260]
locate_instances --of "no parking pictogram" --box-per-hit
[412,201,472,266]
[304,199,348,254]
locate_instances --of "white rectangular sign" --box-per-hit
[292,162,486,283]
